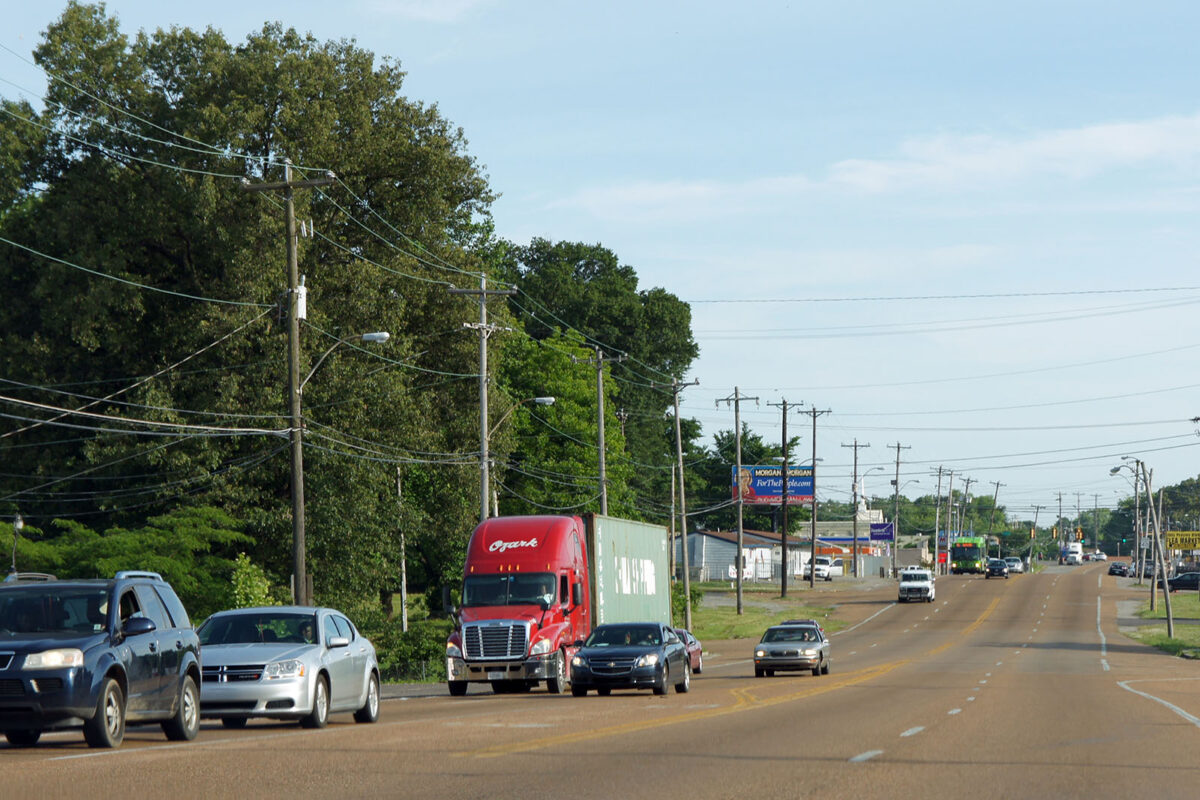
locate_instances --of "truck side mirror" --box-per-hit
[571,583,583,606]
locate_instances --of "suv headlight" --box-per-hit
[23,649,83,669]
[264,659,305,679]
[755,648,766,657]
[634,653,660,668]
[529,639,552,657]
[446,643,462,659]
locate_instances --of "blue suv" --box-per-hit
[0,571,201,748]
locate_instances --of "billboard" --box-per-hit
[1165,531,1200,549]
[869,522,894,541]
[731,464,814,505]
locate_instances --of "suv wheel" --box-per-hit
[5,729,41,747]
[162,675,199,741]
[83,677,126,748]
[300,676,329,729]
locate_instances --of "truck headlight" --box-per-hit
[446,643,462,659]
[634,653,660,668]
[529,639,552,657]
[23,649,83,669]
[264,659,305,679]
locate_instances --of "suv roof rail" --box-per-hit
[114,570,164,581]
[3,571,58,583]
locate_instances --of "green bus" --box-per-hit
[950,536,987,574]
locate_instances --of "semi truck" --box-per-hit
[444,513,670,696]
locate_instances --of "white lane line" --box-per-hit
[1096,596,1108,658]
[871,643,878,648]
[1118,680,1200,728]
[985,673,992,677]
[850,750,885,763]
[980,679,988,684]
[995,662,1003,666]
[967,696,976,702]
[1102,659,1111,671]
[948,708,962,715]
[900,726,925,737]
[849,651,858,656]
[832,603,896,635]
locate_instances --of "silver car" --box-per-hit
[196,606,380,729]
[754,623,830,677]
[1004,557,1025,574]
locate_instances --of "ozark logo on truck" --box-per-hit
[488,538,539,553]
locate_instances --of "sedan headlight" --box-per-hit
[801,649,818,657]
[264,659,305,679]
[23,649,83,669]
[634,653,660,668]
[571,655,587,668]
[529,638,552,657]
[446,643,462,659]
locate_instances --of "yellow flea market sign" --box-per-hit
[1165,531,1200,549]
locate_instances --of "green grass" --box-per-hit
[1136,590,1200,620]
[1127,590,1200,658]
[683,584,839,641]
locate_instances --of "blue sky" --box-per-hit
[5,1,1200,526]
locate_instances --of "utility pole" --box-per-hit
[960,476,975,537]
[450,275,516,522]
[718,388,759,614]
[944,471,955,573]
[890,442,911,576]
[842,440,871,578]
[804,407,832,588]
[395,467,408,632]
[988,481,1005,556]
[574,347,625,515]
[1031,505,1043,562]
[1093,494,1100,551]
[931,467,944,575]
[655,378,698,629]
[242,160,334,606]
[767,399,802,597]
[1057,492,1064,561]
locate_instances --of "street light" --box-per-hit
[483,396,555,520]
[1112,461,1142,581]
[9,512,23,575]
[290,330,390,606]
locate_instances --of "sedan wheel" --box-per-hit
[695,653,703,674]
[5,729,41,747]
[653,664,669,696]
[675,660,691,693]
[354,673,380,723]
[300,677,329,729]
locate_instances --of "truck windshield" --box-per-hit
[462,573,555,607]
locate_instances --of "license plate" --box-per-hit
[487,670,505,680]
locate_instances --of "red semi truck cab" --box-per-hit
[445,516,591,695]
[445,513,670,696]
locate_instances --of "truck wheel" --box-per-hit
[448,681,468,696]
[83,677,125,748]
[675,661,691,693]
[653,665,669,695]
[546,650,569,694]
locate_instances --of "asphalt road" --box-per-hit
[7,563,1199,799]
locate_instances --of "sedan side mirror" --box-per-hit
[572,639,585,648]
[327,636,350,648]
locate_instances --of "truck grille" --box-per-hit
[463,621,529,660]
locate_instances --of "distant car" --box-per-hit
[802,557,834,581]
[196,606,380,729]
[985,558,1009,579]
[1108,562,1129,577]
[754,622,830,677]
[1092,552,1108,561]
[570,622,690,696]
[898,567,936,603]
[674,627,703,674]
[1004,557,1025,574]
[1164,572,1200,592]
[1082,553,1094,562]
[0,571,200,749]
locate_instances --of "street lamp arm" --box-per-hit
[489,396,555,438]
[301,332,390,390]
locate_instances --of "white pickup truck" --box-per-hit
[898,567,936,603]
[802,556,844,581]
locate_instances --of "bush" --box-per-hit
[671,579,703,627]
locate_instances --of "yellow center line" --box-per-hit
[463,593,1005,759]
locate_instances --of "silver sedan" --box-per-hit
[196,606,380,729]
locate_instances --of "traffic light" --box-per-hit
[1075,527,1083,541]
[1030,528,1035,539]
[1052,526,1058,537]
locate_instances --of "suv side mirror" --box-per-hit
[123,616,156,637]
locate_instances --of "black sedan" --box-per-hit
[985,558,1009,579]
[570,622,690,696]
[1162,572,1200,592]
[1108,561,1129,577]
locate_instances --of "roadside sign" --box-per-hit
[731,464,814,505]
[870,522,894,541]
[1165,531,1200,549]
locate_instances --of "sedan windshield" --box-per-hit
[586,625,661,647]
[198,612,317,645]
[0,586,109,635]
[462,573,555,607]
[762,627,819,643]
